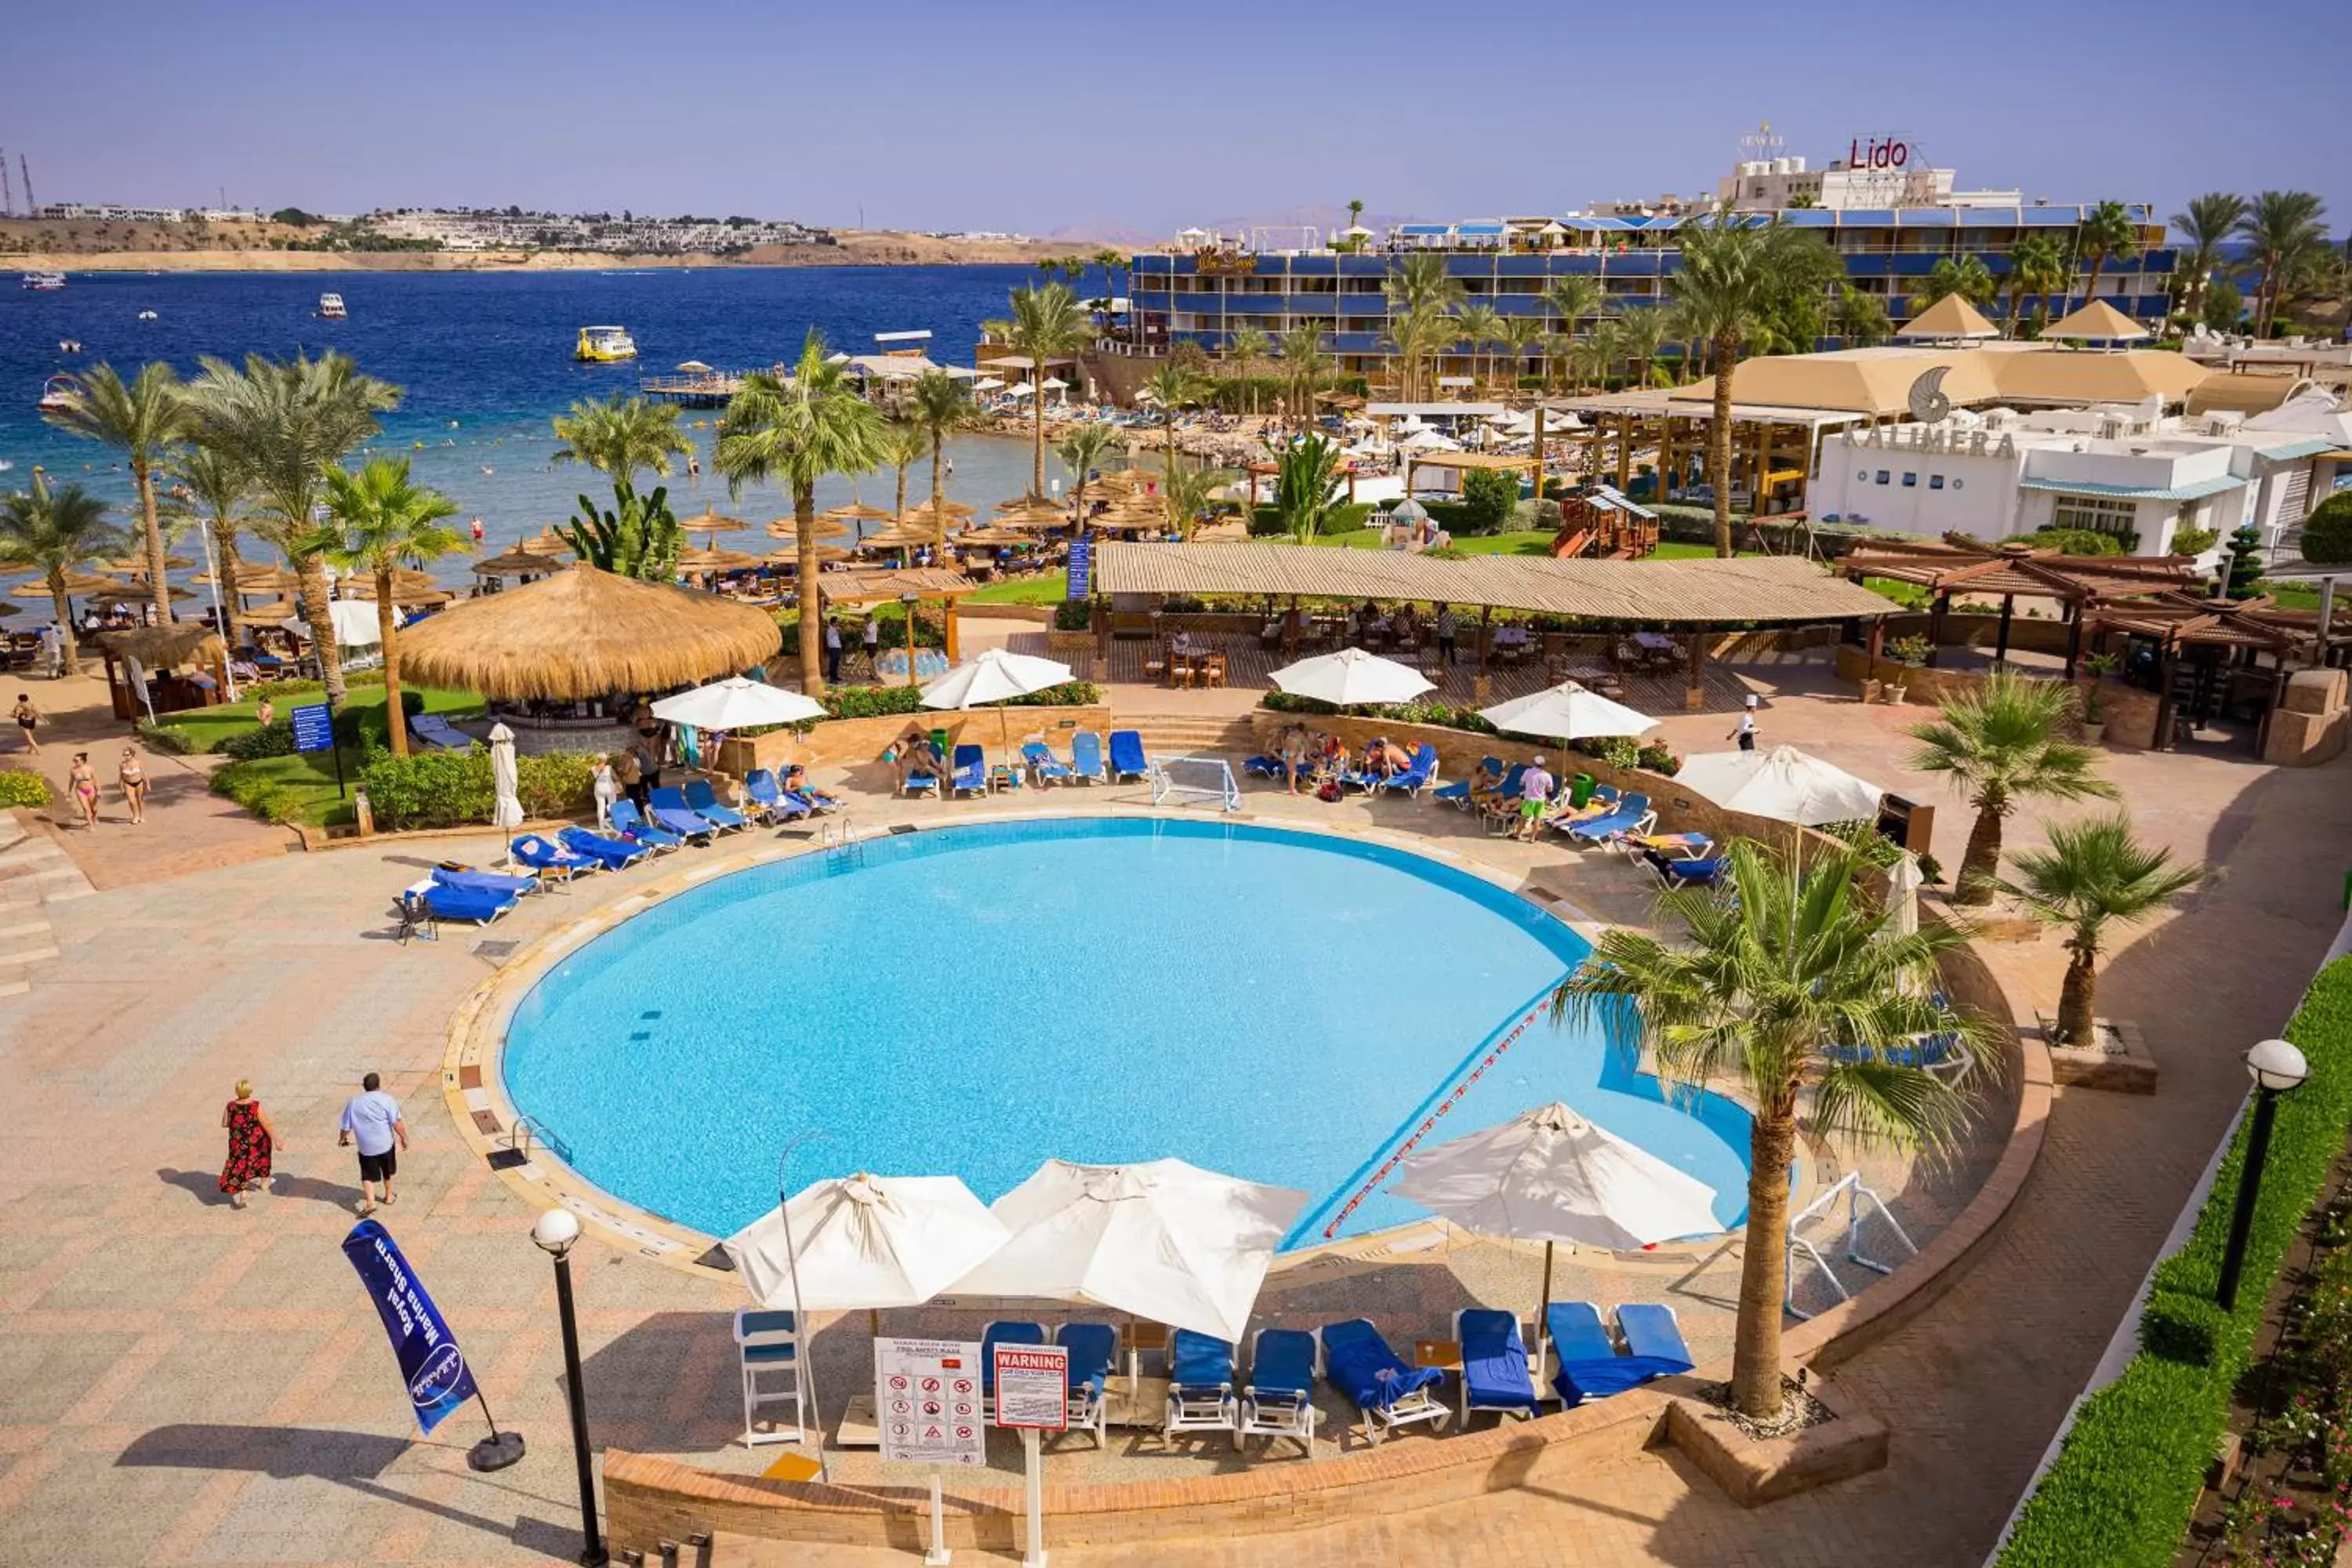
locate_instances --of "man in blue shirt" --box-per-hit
[338,1073,408,1216]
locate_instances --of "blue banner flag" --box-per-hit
[341,1220,479,1435]
[289,702,334,753]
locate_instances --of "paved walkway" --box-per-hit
[2,666,2347,1566]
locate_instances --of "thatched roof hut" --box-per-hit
[95,622,226,668]
[396,561,783,701]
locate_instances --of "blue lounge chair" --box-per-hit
[1163,1330,1238,1444]
[431,865,539,898]
[408,713,476,752]
[607,797,685,851]
[742,770,814,824]
[509,833,597,880]
[1069,731,1108,785]
[1020,741,1073,785]
[557,826,648,870]
[682,778,751,833]
[397,878,516,942]
[1645,848,1726,890]
[1475,764,1528,830]
[1377,744,1439,799]
[1238,1328,1318,1456]
[1241,753,1288,780]
[1432,756,1503,810]
[950,744,989,797]
[1055,1323,1117,1449]
[900,743,944,797]
[1453,1308,1541,1423]
[646,786,718,840]
[1108,729,1149,782]
[1616,1305,1695,1376]
[1564,791,1654,845]
[1545,1301,1692,1406]
[1318,1319,1450,1443]
[980,1321,1047,1418]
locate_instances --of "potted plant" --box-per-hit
[2078,652,2118,746]
[1882,635,1933,705]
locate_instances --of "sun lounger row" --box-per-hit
[901,731,1152,798]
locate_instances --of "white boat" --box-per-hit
[21,271,65,291]
[317,292,347,319]
[38,375,74,413]
[137,309,158,321]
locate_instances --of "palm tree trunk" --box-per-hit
[1031,390,1046,501]
[1163,425,1178,532]
[214,527,245,619]
[1956,804,2005,906]
[930,430,947,516]
[2083,256,2105,310]
[1710,331,1737,557]
[47,575,78,671]
[796,482,824,695]
[376,568,409,757]
[1732,1101,1799,1419]
[135,460,172,623]
[296,554,347,702]
[893,460,908,522]
[2057,945,2099,1045]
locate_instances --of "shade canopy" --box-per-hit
[1675,744,1884,826]
[823,503,894,523]
[2042,299,2151,343]
[93,623,224,669]
[284,600,385,647]
[395,561,782,701]
[1269,647,1433,707]
[16,572,122,598]
[650,676,824,729]
[1479,681,1656,741]
[920,648,1073,710]
[679,508,749,534]
[952,1159,1306,1342]
[474,548,559,577]
[724,1174,1011,1312]
[1388,1102,1722,1250]
[770,517,855,540]
[1896,294,2001,342]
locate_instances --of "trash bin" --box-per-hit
[1570,772,1596,809]
[930,727,952,764]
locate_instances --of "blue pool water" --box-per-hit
[502,818,1755,1246]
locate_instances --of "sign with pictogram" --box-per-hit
[875,1338,985,1467]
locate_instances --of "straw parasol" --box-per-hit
[952,526,1028,549]
[396,561,783,702]
[16,572,122,598]
[854,525,937,552]
[474,548,559,578]
[233,597,300,623]
[343,581,452,608]
[763,545,850,568]
[106,554,196,574]
[993,502,1070,529]
[92,584,194,606]
[676,546,763,575]
[519,528,575,557]
[902,497,975,521]
[767,517,853,541]
[679,506,748,535]
[823,503,894,523]
[1100,466,1156,490]
[94,622,225,669]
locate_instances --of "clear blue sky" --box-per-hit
[12,0,2347,238]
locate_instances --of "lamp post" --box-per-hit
[532,1209,608,1568]
[900,590,922,689]
[2216,1037,2310,1312]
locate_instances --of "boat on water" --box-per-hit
[22,271,66,291]
[137,309,158,321]
[38,374,74,413]
[575,325,637,363]
[317,292,347,320]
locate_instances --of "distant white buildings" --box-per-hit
[366,209,829,253]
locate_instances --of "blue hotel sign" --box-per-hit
[1066,539,1093,601]
[289,702,334,753]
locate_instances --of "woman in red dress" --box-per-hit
[219,1080,281,1209]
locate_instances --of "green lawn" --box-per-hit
[965,573,1070,604]
[2259,579,2322,612]
[222,750,369,829]
[163,682,484,752]
[191,684,486,830]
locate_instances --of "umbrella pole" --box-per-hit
[1537,1240,1555,1325]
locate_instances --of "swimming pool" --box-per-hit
[501,818,1755,1247]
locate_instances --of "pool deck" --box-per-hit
[2,661,2348,1566]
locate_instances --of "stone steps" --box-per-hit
[0,811,93,1000]
[1115,713,1261,757]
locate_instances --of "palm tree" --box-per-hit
[296,459,463,756]
[1141,363,1207,517]
[1668,217,1834,557]
[2169,193,2247,328]
[1385,254,1465,400]
[1909,255,1996,316]
[2073,201,2140,312]
[1090,247,1129,325]
[1831,284,1891,347]
[166,445,256,618]
[1496,317,1545,390]
[0,473,132,672]
[1272,434,1347,543]
[1616,308,1669,388]
[906,369,978,517]
[879,419,927,522]
[717,331,887,695]
[186,351,401,701]
[996,283,1089,499]
[2004,237,2068,336]
[1345,199,1366,250]
[2002,814,2201,1047]
[549,394,693,483]
[1542,274,1605,345]
[1453,303,1503,390]
[1157,456,1229,542]
[2234,191,2328,336]
[42,361,194,622]
[1056,423,1116,521]
[1553,839,1985,1420]
[1573,320,1623,394]
[1226,326,1274,415]
[1539,331,1576,394]
[1907,671,2118,905]
[1276,324,1331,420]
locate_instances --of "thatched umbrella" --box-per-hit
[519,529,575,557]
[855,525,940,553]
[677,546,764,575]
[680,507,749,536]
[953,526,1029,549]
[15,572,122,598]
[993,503,1071,530]
[823,503,893,524]
[474,549,557,579]
[903,498,975,521]
[342,579,452,608]
[233,597,301,623]
[1101,466,1156,490]
[92,584,194,607]
[107,554,197,575]
[396,561,783,702]
[768,517,853,540]
[763,545,851,569]
[96,623,226,668]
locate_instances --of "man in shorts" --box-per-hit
[338,1072,408,1216]
[1515,754,1556,841]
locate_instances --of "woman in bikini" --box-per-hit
[11,693,39,756]
[118,745,149,825]
[67,753,99,829]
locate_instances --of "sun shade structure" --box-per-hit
[93,622,225,668]
[1675,744,1885,826]
[769,517,854,540]
[822,503,894,523]
[678,507,749,534]
[1895,295,2001,341]
[675,546,764,575]
[724,1174,1011,1312]
[920,648,1073,710]
[651,677,824,730]
[951,1159,1307,1343]
[1271,647,1434,706]
[1480,681,1657,740]
[2042,299,2152,343]
[473,548,561,578]
[518,529,575,557]
[395,561,782,701]
[15,572,123,598]
[284,600,384,647]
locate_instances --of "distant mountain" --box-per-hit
[1049,203,1432,251]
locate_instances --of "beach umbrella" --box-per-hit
[1479,681,1656,742]
[651,676,823,730]
[16,572,122,598]
[921,647,1074,750]
[1675,744,1885,827]
[1271,647,1433,707]
[971,376,1005,392]
[283,599,383,647]
[474,548,557,578]
[680,507,748,535]
[1388,1102,1722,1316]
[952,526,1026,548]
[675,360,714,373]
[906,497,975,519]
[771,516,855,539]
[763,545,851,568]
[91,584,194,606]
[106,554,197,574]
[232,597,299,624]
[519,528,574,557]
[822,503,893,524]
[1005,383,1036,399]
[725,1174,1011,1314]
[488,722,524,831]
[1040,376,1069,390]
[952,1159,1307,1343]
[993,504,1069,531]
[676,546,763,575]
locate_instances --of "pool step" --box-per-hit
[1112,713,1262,760]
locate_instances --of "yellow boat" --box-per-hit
[575,325,638,363]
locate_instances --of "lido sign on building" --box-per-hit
[1847,136,1912,169]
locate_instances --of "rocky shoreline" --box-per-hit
[2,227,1068,274]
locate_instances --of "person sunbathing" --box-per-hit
[1372,739,1414,775]
[782,762,842,809]
[1465,757,1505,807]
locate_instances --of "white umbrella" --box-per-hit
[652,676,825,730]
[1674,744,1885,827]
[488,721,524,830]
[1005,383,1036,399]
[1388,1102,1721,1315]
[1479,681,1656,742]
[952,1159,1307,1343]
[1269,647,1432,707]
[972,376,1006,391]
[1888,851,1924,939]
[1040,376,1069,390]
[723,1173,1011,1313]
[282,599,382,647]
[920,647,1074,750]
[1398,427,1460,452]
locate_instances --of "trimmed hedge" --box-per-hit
[357,748,597,832]
[209,760,309,824]
[1998,953,2352,1566]
[821,681,1101,722]
[0,768,53,808]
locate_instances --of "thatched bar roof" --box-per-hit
[95,623,226,668]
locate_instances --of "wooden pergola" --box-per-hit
[1839,535,2197,675]
[2080,592,2339,752]
[1401,449,1539,501]
[817,568,979,666]
[1550,390,1871,515]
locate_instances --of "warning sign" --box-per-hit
[875,1338,985,1467]
[991,1342,1069,1431]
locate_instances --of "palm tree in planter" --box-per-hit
[2001,814,2202,1047]
[1908,671,2117,906]
[1553,839,1991,1421]
[296,458,465,757]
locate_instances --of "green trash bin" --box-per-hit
[930,727,952,765]
[1569,772,1597,809]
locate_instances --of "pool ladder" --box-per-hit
[819,815,865,869]
[506,1114,574,1164]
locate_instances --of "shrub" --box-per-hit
[2169,525,2219,557]
[1052,598,1091,632]
[1634,741,1681,777]
[209,760,300,823]
[1457,467,1519,534]
[220,718,298,760]
[355,748,597,831]
[2017,526,2126,557]
[1887,634,1934,666]
[0,769,52,808]
[2302,493,2352,567]
[136,722,201,756]
[822,684,927,720]
[1998,954,2352,1566]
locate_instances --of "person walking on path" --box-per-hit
[861,613,880,676]
[13,693,41,755]
[337,1073,408,1216]
[822,619,844,684]
[40,624,64,680]
[1728,694,1759,753]
[1435,604,1458,666]
[219,1080,281,1209]
[118,745,149,825]
[67,753,99,829]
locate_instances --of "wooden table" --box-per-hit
[1414,1338,1463,1372]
